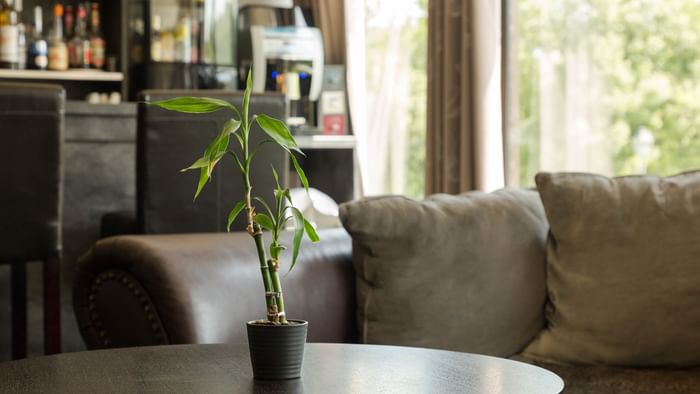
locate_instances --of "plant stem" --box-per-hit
[268,258,287,324]
[241,110,286,324]
[245,178,276,322]
[242,124,280,324]
[251,223,276,322]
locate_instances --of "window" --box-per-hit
[506,0,700,186]
[363,0,427,198]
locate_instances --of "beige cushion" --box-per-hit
[523,171,700,367]
[340,189,549,357]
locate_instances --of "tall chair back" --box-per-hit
[0,82,64,358]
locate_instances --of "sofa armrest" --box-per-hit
[73,228,355,349]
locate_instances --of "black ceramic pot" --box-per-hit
[246,320,308,380]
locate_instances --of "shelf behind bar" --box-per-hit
[0,69,124,82]
[295,135,356,150]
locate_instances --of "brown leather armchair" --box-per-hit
[73,228,356,349]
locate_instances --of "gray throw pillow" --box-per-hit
[522,171,700,366]
[339,189,549,357]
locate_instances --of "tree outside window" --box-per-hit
[508,0,700,186]
[364,0,427,199]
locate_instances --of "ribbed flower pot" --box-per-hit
[246,320,308,380]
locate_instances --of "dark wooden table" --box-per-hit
[0,343,564,393]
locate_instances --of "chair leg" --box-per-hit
[10,263,27,360]
[43,257,61,355]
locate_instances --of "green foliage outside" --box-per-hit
[364,0,426,199]
[517,0,700,186]
[404,0,428,199]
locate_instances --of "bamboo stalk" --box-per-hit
[241,92,287,325]
[245,159,275,322]
[269,258,288,324]
[251,223,276,321]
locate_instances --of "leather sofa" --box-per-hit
[74,229,356,347]
[74,185,700,394]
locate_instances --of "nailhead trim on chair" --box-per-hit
[88,269,168,347]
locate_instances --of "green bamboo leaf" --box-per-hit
[254,213,275,231]
[209,120,237,159]
[274,188,285,210]
[284,189,293,205]
[244,154,252,170]
[181,156,209,172]
[213,135,230,159]
[194,167,209,201]
[303,218,320,242]
[228,151,245,174]
[233,132,244,150]
[289,153,309,191]
[184,119,237,173]
[184,138,218,174]
[270,242,286,260]
[149,96,235,114]
[202,135,217,159]
[253,196,275,218]
[207,156,223,176]
[271,166,282,190]
[255,114,302,154]
[274,189,285,231]
[222,118,242,137]
[289,207,305,272]
[202,144,225,184]
[217,117,242,153]
[242,70,252,134]
[226,200,247,231]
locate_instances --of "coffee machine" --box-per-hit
[237,1,324,130]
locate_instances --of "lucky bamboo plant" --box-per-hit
[149,71,319,325]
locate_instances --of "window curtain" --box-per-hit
[426,0,505,194]
[294,0,346,64]
[296,0,370,195]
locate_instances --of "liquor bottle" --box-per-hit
[68,4,90,68]
[64,4,73,39]
[160,26,175,62]
[27,5,48,70]
[129,18,143,63]
[192,0,203,63]
[150,15,162,62]
[88,2,104,69]
[0,0,19,69]
[15,0,24,69]
[48,3,68,70]
[0,1,10,63]
[175,4,191,63]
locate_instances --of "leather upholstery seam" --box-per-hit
[88,269,168,347]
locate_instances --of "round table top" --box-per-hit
[0,343,564,393]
